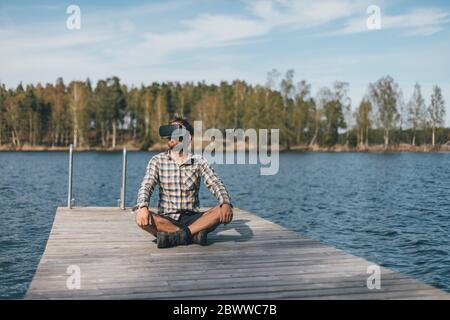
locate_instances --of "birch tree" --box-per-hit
[428,85,446,146]
[355,98,372,146]
[334,81,352,145]
[407,83,426,145]
[369,76,400,147]
[68,81,89,148]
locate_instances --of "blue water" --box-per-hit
[0,151,449,298]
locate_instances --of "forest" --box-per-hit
[0,69,448,151]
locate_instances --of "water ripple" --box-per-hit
[0,151,449,298]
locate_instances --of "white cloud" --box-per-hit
[127,0,369,62]
[248,0,369,28]
[0,28,113,53]
[129,13,269,63]
[332,7,450,35]
[183,13,269,43]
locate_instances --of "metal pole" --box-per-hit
[67,144,73,209]
[120,146,127,210]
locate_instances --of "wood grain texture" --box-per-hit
[26,207,450,300]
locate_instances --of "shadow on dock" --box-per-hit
[209,219,254,243]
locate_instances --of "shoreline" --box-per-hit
[1,143,450,153]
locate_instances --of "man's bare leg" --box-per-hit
[140,225,157,237]
[187,205,222,235]
[139,211,181,236]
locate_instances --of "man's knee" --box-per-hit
[204,205,221,216]
[152,214,166,226]
[198,205,222,226]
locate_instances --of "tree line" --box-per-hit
[0,70,447,150]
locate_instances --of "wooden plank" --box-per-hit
[25,207,450,300]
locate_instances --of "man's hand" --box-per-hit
[135,207,150,227]
[219,203,233,225]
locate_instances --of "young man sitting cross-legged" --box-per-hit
[133,116,233,248]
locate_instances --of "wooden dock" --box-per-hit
[26,207,450,300]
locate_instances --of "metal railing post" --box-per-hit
[67,144,74,209]
[120,146,127,210]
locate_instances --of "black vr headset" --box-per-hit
[159,124,192,141]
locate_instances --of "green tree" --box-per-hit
[0,84,6,145]
[149,83,169,145]
[109,77,126,148]
[334,81,351,145]
[407,83,426,145]
[355,98,372,146]
[293,80,313,145]
[44,78,69,146]
[428,86,446,146]
[0,74,447,150]
[22,85,39,145]
[4,91,24,146]
[320,86,346,147]
[68,81,90,148]
[126,87,141,142]
[280,69,296,149]
[310,87,332,146]
[369,76,400,147]
[93,80,111,147]
[33,84,52,145]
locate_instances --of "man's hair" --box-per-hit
[169,114,194,135]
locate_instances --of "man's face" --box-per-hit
[167,138,180,149]
[166,121,181,149]
[166,121,191,150]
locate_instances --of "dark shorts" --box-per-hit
[159,209,204,229]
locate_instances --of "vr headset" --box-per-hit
[159,124,191,141]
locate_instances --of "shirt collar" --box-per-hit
[166,149,194,166]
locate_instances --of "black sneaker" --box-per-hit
[192,230,208,246]
[156,231,169,248]
[157,229,191,248]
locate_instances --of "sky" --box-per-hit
[1,0,450,125]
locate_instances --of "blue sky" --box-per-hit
[1,0,450,125]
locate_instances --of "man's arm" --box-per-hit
[199,159,233,224]
[135,157,159,227]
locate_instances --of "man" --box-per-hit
[133,116,233,248]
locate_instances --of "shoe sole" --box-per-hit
[193,232,208,246]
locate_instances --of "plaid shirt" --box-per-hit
[135,150,232,220]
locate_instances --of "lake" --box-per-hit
[0,151,449,298]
